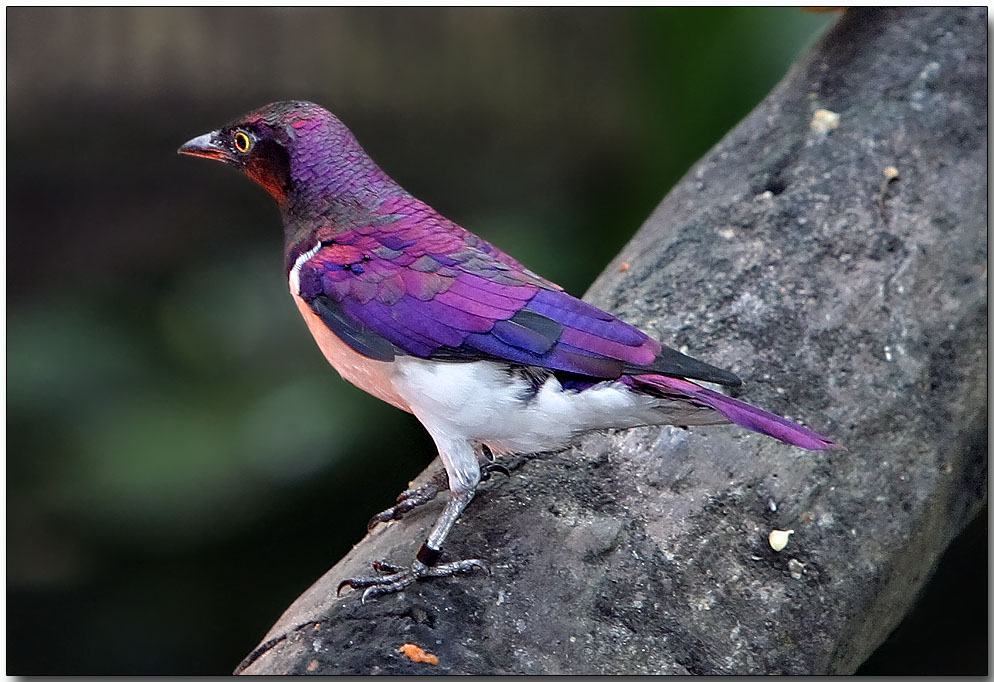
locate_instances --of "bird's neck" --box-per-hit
[280,163,410,273]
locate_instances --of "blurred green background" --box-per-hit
[7,7,983,674]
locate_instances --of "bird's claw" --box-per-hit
[480,462,510,480]
[371,560,405,574]
[367,497,425,531]
[337,558,488,603]
[367,477,446,531]
[367,462,508,531]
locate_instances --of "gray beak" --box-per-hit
[177,131,230,162]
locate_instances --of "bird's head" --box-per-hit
[178,101,397,212]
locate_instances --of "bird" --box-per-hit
[179,101,840,602]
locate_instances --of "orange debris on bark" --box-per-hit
[397,643,439,665]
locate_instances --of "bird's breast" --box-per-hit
[289,287,413,414]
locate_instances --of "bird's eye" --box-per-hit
[233,130,253,153]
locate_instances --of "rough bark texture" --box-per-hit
[236,8,986,675]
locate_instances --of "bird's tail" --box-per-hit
[630,374,842,451]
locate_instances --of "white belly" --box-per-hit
[389,358,664,454]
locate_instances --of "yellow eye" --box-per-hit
[233,130,252,153]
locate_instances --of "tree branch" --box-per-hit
[236,8,986,674]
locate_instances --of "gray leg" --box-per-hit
[338,431,488,602]
[338,489,487,603]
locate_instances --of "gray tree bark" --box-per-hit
[236,8,986,674]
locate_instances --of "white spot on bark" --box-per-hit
[810,108,840,134]
[769,529,794,552]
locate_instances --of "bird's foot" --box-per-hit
[337,557,487,603]
[367,462,508,531]
[367,470,449,531]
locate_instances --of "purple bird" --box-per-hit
[179,101,840,602]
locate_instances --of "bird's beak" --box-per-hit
[177,131,230,162]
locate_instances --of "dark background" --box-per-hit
[6,7,985,674]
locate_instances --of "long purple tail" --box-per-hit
[631,374,842,451]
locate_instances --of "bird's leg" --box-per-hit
[340,432,488,602]
[338,488,486,603]
[367,468,449,531]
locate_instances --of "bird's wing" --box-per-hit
[296,217,739,385]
